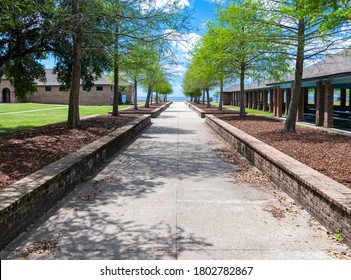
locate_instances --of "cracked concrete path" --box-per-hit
[1,102,349,260]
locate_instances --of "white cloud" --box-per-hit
[166,31,201,53]
[155,0,190,8]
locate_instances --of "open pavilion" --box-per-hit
[223,50,351,129]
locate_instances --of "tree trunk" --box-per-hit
[284,18,305,132]
[206,87,210,107]
[239,65,246,117]
[219,77,223,110]
[156,92,159,103]
[112,24,119,116]
[202,89,205,105]
[134,78,138,110]
[145,85,152,107]
[67,1,83,129]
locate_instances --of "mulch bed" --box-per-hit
[189,102,235,113]
[0,115,137,190]
[218,115,351,189]
[122,102,168,112]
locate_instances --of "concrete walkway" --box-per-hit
[1,102,349,259]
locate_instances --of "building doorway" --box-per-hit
[2,88,11,103]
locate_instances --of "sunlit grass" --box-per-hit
[0,103,132,134]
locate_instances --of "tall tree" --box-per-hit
[141,52,166,107]
[261,0,351,131]
[154,77,173,103]
[210,0,289,115]
[54,0,112,128]
[119,42,152,110]
[0,0,56,100]
[105,0,192,115]
[0,0,55,68]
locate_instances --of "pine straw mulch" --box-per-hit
[218,115,351,189]
[0,115,137,191]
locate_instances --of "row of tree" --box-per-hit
[0,0,189,128]
[183,0,351,132]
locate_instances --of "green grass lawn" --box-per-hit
[223,105,275,117]
[0,103,132,134]
[211,103,276,117]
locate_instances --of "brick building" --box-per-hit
[0,79,17,103]
[1,69,134,105]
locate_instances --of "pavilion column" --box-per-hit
[304,88,309,112]
[277,87,283,117]
[324,80,334,128]
[237,92,240,106]
[245,92,248,108]
[257,91,261,110]
[285,88,291,115]
[349,89,351,110]
[253,91,257,109]
[316,80,325,126]
[263,90,268,111]
[269,89,274,113]
[248,91,252,108]
[340,88,346,109]
[273,88,277,115]
[297,88,307,122]
[251,91,256,109]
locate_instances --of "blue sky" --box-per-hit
[42,0,217,97]
[190,0,217,35]
[163,0,220,97]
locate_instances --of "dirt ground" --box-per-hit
[0,114,137,190]
[218,114,351,189]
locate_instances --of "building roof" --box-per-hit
[36,69,113,86]
[288,49,351,82]
[223,81,271,92]
[224,49,351,92]
[268,49,351,88]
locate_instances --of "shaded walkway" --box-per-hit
[0,102,349,259]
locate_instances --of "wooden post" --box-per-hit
[324,80,334,128]
[297,88,306,122]
[263,90,268,111]
[316,80,325,127]
[276,87,283,117]
[285,88,291,115]
[269,89,274,113]
[340,88,346,109]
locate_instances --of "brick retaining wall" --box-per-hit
[0,115,151,249]
[206,114,351,247]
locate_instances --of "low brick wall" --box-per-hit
[206,114,351,247]
[185,101,206,118]
[0,115,151,249]
[114,101,173,118]
[185,101,238,118]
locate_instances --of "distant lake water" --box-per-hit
[138,96,189,102]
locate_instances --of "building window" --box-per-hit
[59,86,66,92]
[96,85,103,91]
[45,86,52,92]
[83,85,90,92]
